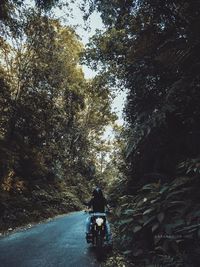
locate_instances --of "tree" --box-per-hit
[83,1,200,265]
[0,7,86,183]
[84,0,200,184]
[0,1,117,188]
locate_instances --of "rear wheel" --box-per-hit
[95,234,104,261]
[96,235,103,249]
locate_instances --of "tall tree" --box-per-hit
[84,0,200,184]
[83,1,200,265]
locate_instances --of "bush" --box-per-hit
[113,175,200,266]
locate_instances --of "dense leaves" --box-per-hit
[0,2,116,230]
[1,1,200,265]
[84,0,200,182]
[113,176,200,266]
[83,0,200,266]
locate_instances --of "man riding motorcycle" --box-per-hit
[85,187,112,245]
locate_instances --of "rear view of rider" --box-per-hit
[85,187,112,244]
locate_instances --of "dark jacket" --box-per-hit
[87,196,107,213]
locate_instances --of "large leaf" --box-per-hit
[141,183,156,191]
[143,208,155,215]
[123,209,135,215]
[157,212,165,223]
[133,225,142,233]
[166,188,192,200]
[143,215,156,227]
[175,224,200,234]
[152,223,159,232]
[159,185,169,194]
[166,201,186,208]
[119,218,134,225]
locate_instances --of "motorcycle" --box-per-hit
[86,211,109,248]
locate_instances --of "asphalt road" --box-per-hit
[0,211,105,267]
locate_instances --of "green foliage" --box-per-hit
[0,2,117,229]
[113,175,200,265]
[83,5,200,264]
[0,178,87,232]
[0,9,86,181]
[178,158,200,175]
[84,0,200,184]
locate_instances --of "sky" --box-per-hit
[53,2,126,132]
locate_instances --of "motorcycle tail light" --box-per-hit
[96,217,104,226]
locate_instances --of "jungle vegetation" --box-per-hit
[1,0,200,266]
[0,0,116,231]
[83,0,200,266]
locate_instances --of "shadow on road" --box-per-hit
[87,245,113,263]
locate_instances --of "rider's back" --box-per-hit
[89,196,107,213]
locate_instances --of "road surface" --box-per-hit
[0,211,105,267]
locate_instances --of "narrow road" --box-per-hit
[0,211,104,267]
